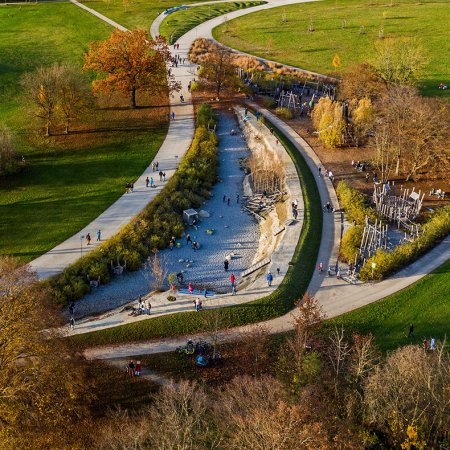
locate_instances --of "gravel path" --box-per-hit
[73,111,259,317]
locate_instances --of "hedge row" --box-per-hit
[336,181,379,262]
[360,205,450,281]
[71,111,323,347]
[48,104,218,305]
[336,181,377,225]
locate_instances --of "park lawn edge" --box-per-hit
[70,110,323,347]
[159,1,267,44]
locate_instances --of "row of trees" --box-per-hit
[311,40,450,181]
[2,259,448,449]
[21,30,178,136]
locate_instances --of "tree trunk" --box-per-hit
[130,87,137,108]
[65,118,70,135]
[45,118,50,137]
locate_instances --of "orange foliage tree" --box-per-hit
[83,30,179,108]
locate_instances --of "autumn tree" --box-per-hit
[364,344,449,448]
[0,257,88,447]
[84,30,178,108]
[349,96,375,146]
[21,64,62,136]
[375,85,449,180]
[371,38,426,86]
[311,97,347,148]
[198,45,239,99]
[279,293,325,389]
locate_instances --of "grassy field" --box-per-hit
[0,3,167,261]
[328,258,450,351]
[159,1,265,43]
[82,0,211,30]
[213,0,450,98]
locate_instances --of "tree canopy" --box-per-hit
[84,30,178,108]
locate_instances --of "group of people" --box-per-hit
[127,360,142,377]
[408,324,437,350]
[129,297,152,316]
[82,229,101,247]
[222,194,239,206]
[125,182,134,193]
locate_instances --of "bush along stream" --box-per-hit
[48,104,218,305]
[71,109,323,347]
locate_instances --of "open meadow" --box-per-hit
[0,3,167,261]
[214,0,450,98]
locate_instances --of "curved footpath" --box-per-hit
[29,0,196,280]
[48,0,450,359]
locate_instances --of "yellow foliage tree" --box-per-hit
[311,97,346,148]
[332,53,342,69]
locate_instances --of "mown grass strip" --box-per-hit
[71,112,322,347]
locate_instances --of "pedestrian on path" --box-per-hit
[86,233,91,245]
[97,229,101,241]
[127,361,135,377]
[159,170,163,181]
[227,197,230,206]
[146,301,151,315]
[146,176,149,187]
[230,273,235,286]
[69,301,75,316]
[186,233,192,245]
[150,177,154,188]
[171,111,175,120]
[408,323,414,338]
[232,284,237,295]
[318,262,323,273]
[293,208,298,219]
[69,317,75,330]
[318,167,322,177]
[224,259,229,272]
[223,195,226,203]
[163,172,166,181]
[135,361,141,376]
[236,194,239,203]
[267,271,273,287]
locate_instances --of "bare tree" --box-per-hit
[145,249,169,291]
[21,64,63,136]
[238,324,272,376]
[327,325,351,395]
[376,85,449,179]
[201,308,229,360]
[58,65,93,134]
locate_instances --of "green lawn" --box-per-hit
[0,3,167,261]
[81,0,212,31]
[328,258,450,351]
[159,1,266,43]
[213,0,450,98]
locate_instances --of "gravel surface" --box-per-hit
[73,111,259,317]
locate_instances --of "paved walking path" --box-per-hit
[29,1,196,280]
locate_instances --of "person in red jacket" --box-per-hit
[230,274,235,286]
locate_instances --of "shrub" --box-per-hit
[336,181,377,225]
[49,105,218,305]
[340,225,363,263]
[359,205,450,281]
[274,107,293,120]
[262,96,276,109]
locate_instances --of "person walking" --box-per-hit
[230,273,235,286]
[430,337,436,350]
[232,284,237,295]
[97,229,101,241]
[69,316,75,330]
[236,194,239,203]
[135,361,142,376]
[318,166,322,177]
[223,195,226,203]
[146,176,150,187]
[159,171,163,181]
[318,262,323,273]
[267,271,273,287]
[146,300,151,315]
[69,301,75,316]
[224,259,229,272]
[171,111,175,120]
[86,233,91,245]
[227,197,230,206]
[163,172,166,181]
[150,177,154,188]
[186,233,192,245]
[408,323,414,338]
[127,361,135,377]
